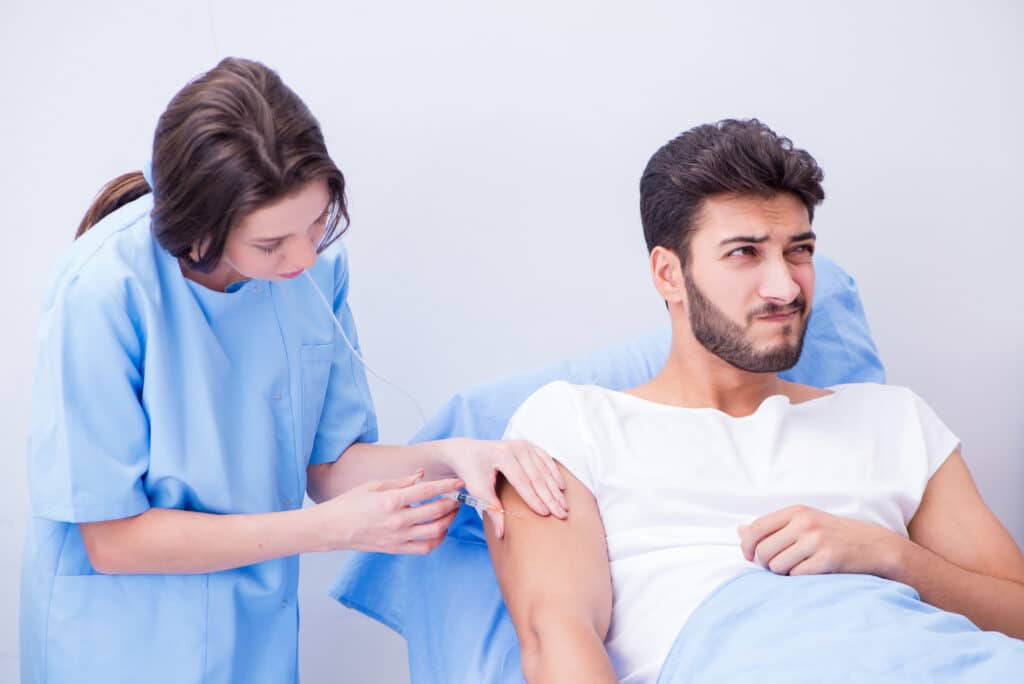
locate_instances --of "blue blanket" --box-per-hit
[658,570,1024,683]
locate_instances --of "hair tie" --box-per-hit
[142,160,155,189]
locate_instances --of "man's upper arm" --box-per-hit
[485,463,613,675]
[909,448,1024,583]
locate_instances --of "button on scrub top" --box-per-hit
[21,194,378,684]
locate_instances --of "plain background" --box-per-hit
[2,1,1021,681]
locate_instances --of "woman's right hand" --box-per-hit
[311,469,464,555]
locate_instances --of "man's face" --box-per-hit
[681,193,816,373]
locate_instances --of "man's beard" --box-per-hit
[684,270,809,373]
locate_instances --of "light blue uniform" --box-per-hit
[21,193,377,683]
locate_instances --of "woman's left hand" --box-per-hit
[443,438,568,538]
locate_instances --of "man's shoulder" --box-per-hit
[517,380,587,413]
[824,383,930,421]
[829,382,914,400]
[510,380,616,429]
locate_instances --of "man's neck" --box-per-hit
[628,331,790,418]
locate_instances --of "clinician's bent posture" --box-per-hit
[22,57,567,684]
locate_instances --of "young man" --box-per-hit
[485,119,1024,683]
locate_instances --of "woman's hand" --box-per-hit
[737,505,902,576]
[442,438,568,538]
[312,470,464,555]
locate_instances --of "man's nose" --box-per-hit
[758,257,801,304]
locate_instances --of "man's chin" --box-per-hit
[740,342,804,373]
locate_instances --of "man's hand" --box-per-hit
[738,505,902,576]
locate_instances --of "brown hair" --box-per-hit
[639,118,824,266]
[75,57,349,271]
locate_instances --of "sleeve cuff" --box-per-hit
[32,493,151,524]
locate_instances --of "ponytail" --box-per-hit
[75,172,151,239]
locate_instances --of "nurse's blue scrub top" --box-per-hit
[21,194,378,683]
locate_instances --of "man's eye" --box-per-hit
[728,246,758,257]
[789,244,815,257]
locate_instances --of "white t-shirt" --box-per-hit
[503,381,959,684]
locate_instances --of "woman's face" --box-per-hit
[192,177,332,291]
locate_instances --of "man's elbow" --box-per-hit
[518,603,611,682]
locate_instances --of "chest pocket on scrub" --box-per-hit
[300,343,334,459]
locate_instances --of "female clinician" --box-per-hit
[21,57,568,684]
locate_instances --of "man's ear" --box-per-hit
[651,246,687,306]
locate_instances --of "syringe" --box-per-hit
[442,491,504,518]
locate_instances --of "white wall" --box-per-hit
[3,1,1021,681]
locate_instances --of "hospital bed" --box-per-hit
[329,256,1024,682]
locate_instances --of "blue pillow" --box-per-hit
[329,255,885,683]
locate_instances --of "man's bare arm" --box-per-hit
[895,449,1024,637]
[485,464,617,683]
[741,449,1024,638]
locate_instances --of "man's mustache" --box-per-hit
[747,297,807,323]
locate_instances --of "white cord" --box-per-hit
[303,271,428,424]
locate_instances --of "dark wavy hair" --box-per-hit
[75,57,349,271]
[640,118,825,266]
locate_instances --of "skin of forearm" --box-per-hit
[307,440,458,502]
[83,506,328,575]
[879,535,1024,639]
[519,614,618,684]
